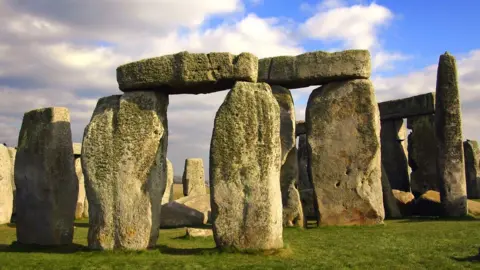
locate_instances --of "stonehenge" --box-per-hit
[182,158,206,197]
[464,140,480,199]
[210,82,283,250]
[435,52,467,217]
[14,107,78,245]
[272,85,303,227]
[306,79,384,226]
[0,144,13,225]
[3,49,473,253]
[82,92,168,250]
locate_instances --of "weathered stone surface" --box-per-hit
[160,194,211,228]
[83,196,89,218]
[258,50,371,89]
[82,92,168,250]
[392,189,415,216]
[186,228,213,238]
[297,135,315,219]
[7,147,16,222]
[463,140,480,199]
[378,92,436,121]
[210,81,283,250]
[73,143,82,156]
[117,51,258,94]
[0,145,13,225]
[381,164,402,219]
[407,114,438,197]
[296,120,306,136]
[74,157,86,220]
[15,107,77,245]
[306,79,384,225]
[380,119,410,191]
[182,158,206,197]
[161,159,174,205]
[272,85,304,227]
[435,52,467,217]
[414,190,479,217]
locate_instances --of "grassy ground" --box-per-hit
[0,218,479,269]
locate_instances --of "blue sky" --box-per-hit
[0,0,478,175]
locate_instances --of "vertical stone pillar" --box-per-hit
[380,119,410,191]
[306,79,384,225]
[162,159,174,204]
[463,140,480,199]
[435,52,467,217]
[297,134,315,219]
[15,107,78,245]
[210,82,283,250]
[82,92,169,250]
[182,158,206,197]
[407,114,438,197]
[0,145,13,225]
[272,85,304,227]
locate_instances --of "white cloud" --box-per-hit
[300,1,408,71]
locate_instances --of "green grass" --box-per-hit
[0,218,479,269]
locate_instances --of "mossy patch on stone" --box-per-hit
[117,51,258,94]
[258,50,371,89]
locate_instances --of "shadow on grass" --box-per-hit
[0,241,88,254]
[154,244,217,255]
[398,215,479,223]
[73,222,90,228]
[451,249,480,262]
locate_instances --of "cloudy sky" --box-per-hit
[0,0,478,176]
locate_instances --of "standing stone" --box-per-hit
[297,134,315,219]
[182,158,206,197]
[82,92,168,250]
[380,119,410,192]
[161,159,174,205]
[83,196,89,218]
[15,107,78,245]
[463,140,480,199]
[381,164,402,218]
[74,157,86,219]
[272,85,304,227]
[407,114,438,197]
[306,79,384,225]
[0,145,13,225]
[435,52,467,217]
[7,147,16,222]
[210,81,283,250]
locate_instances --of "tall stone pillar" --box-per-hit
[435,52,467,217]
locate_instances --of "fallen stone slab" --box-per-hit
[413,190,479,217]
[378,92,435,121]
[185,228,213,238]
[117,51,258,94]
[258,50,371,89]
[392,190,415,216]
[15,107,78,245]
[160,194,211,228]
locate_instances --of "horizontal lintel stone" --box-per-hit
[378,92,435,121]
